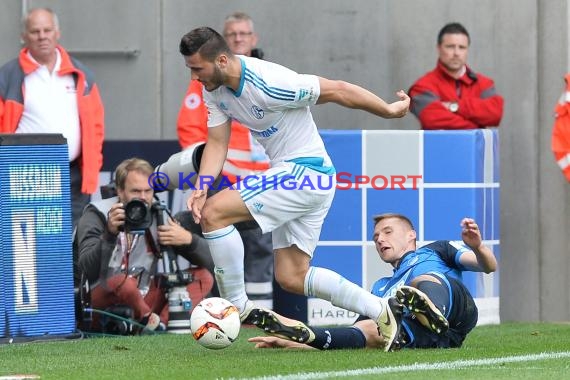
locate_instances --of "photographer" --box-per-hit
[76,158,214,332]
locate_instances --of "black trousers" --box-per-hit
[70,160,90,227]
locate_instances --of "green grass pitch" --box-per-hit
[1,322,569,379]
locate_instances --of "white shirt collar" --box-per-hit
[26,48,61,74]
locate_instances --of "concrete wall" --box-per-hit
[1,0,569,322]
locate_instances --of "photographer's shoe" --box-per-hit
[396,285,449,334]
[376,297,403,352]
[251,308,315,344]
[140,312,160,333]
[157,322,167,332]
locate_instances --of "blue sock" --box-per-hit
[308,326,366,350]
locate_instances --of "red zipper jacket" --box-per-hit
[177,80,269,184]
[551,73,570,181]
[0,46,105,194]
[409,60,504,130]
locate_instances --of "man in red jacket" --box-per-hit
[408,22,504,130]
[0,8,105,226]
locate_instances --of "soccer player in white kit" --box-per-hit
[180,27,410,351]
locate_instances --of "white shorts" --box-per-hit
[234,161,336,257]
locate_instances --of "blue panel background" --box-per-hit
[492,129,500,182]
[424,188,480,240]
[424,131,484,183]
[312,246,362,285]
[462,271,478,297]
[492,245,500,296]
[366,188,419,240]
[319,130,362,241]
[320,130,361,176]
[97,131,500,325]
[481,187,500,241]
[320,188,361,241]
[493,187,500,240]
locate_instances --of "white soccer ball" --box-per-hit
[190,297,241,349]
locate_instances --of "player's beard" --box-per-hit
[204,65,225,92]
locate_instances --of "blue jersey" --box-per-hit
[370,240,471,298]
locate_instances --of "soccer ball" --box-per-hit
[190,297,241,349]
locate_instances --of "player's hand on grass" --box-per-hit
[248,336,315,350]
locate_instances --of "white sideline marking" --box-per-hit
[234,351,570,380]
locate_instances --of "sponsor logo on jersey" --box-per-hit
[251,126,278,138]
[253,202,264,212]
[298,87,316,101]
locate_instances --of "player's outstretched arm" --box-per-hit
[316,77,410,119]
[459,217,498,273]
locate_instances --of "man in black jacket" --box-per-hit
[76,158,214,332]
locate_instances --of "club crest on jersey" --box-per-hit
[220,102,229,111]
[251,105,264,119]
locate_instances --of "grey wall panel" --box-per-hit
[162,0,396,137]
[494,1,541,321]
[28,0,161,140]
[537,0,570,322]
[0,1,24,64]
[162,0,226,142]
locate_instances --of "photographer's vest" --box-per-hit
[91,197,159,291]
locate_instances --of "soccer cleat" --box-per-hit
[376,297,403,352]
[396,285,449,334]
[240,300,259,324]
[250,308,316,344]
[388,327,409,351]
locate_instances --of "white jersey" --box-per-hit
[204,56,334,173]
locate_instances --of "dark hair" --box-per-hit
[179,26,232,61]
[437,22,470,45]
[372,213,415,231]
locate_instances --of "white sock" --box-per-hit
[203,226,248,312]
[304,266,386,320]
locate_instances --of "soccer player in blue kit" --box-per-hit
[179,27,410,351]
[249,214,498,350]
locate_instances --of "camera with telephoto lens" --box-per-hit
[119,199,159,232]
